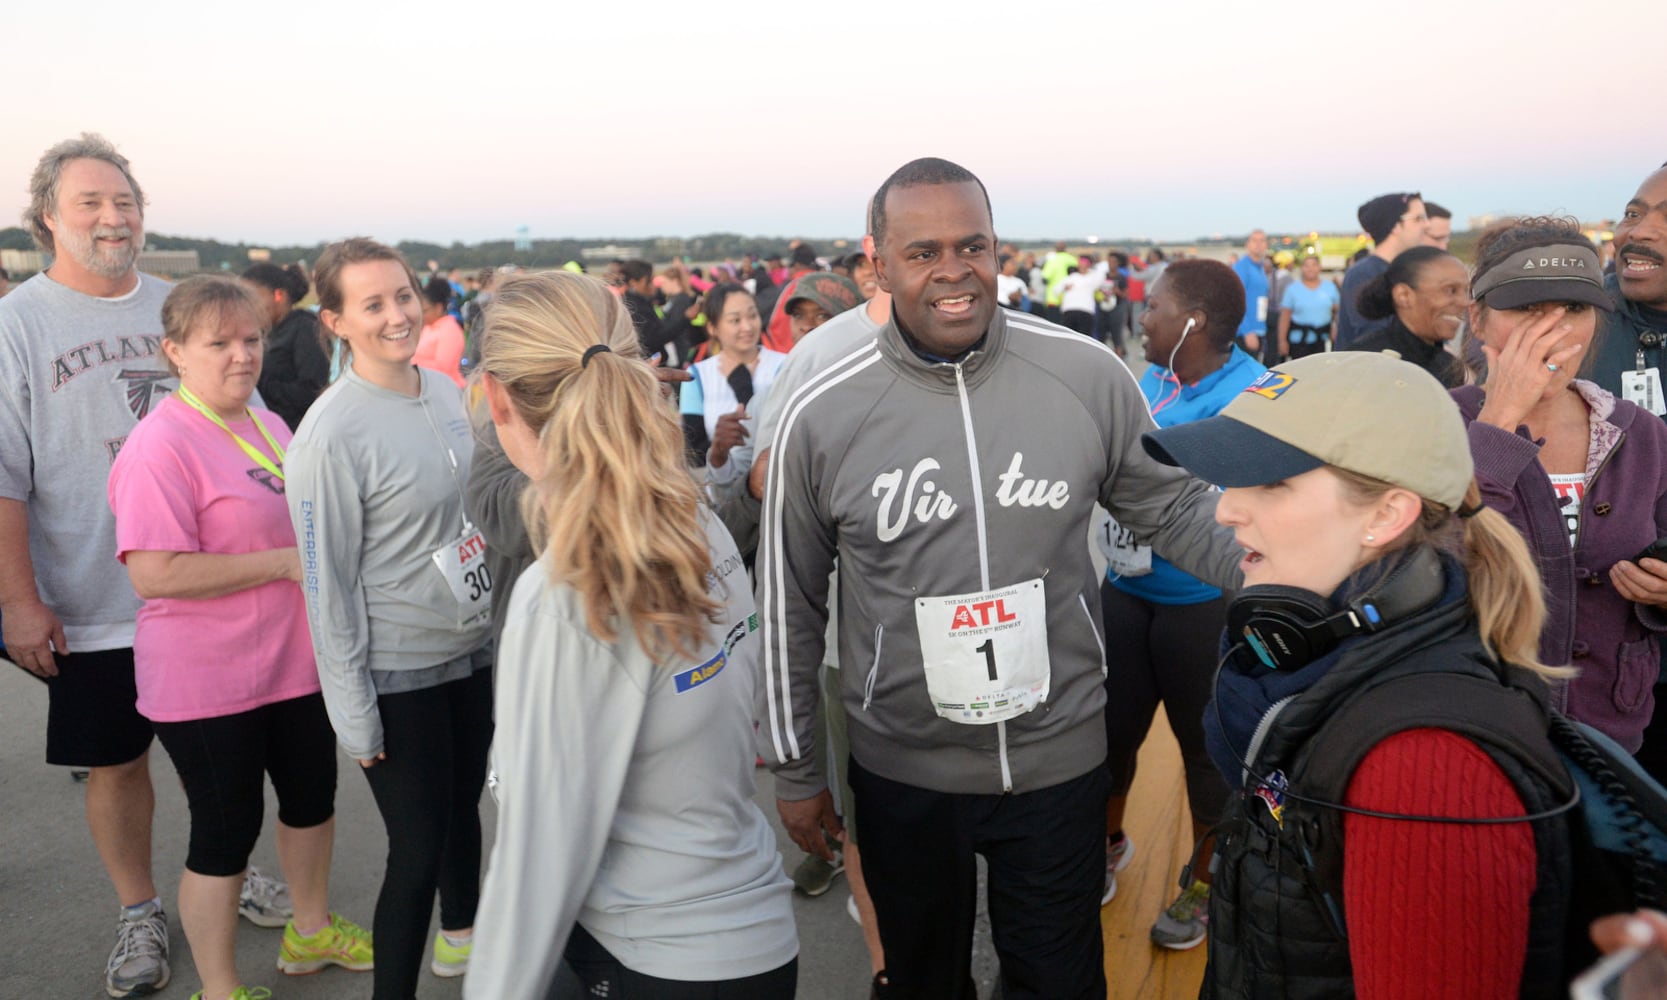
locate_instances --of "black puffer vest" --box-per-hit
[1203,599,1576,1000]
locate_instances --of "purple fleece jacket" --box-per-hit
[1453,381,1667,752]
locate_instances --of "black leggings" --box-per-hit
[1100,581,1231,827]
[361,666,494,1000]
[1061,310,1096,339]
[554,924,797,1000]
[1101,300,1132,353]
[153,692,337,877]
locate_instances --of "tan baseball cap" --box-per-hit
[1142,351,1473,509]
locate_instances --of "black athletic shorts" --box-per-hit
[45,647,153,767]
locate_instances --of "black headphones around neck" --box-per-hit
[1226,545,1446,671]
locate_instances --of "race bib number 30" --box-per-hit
[433,527,492,623]
[915,578,1050,725]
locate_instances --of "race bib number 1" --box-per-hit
[432,527,492,623]
[914,578,1050,725]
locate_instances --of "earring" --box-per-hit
[1365,533,1376,544]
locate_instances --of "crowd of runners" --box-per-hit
[4,131,1667,1000]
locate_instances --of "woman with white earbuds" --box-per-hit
[1096,259,1266,948]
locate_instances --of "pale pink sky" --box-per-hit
[3,0,1660,246]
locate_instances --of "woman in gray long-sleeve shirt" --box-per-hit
[285,239,494,1000]
[467,271,796,1000]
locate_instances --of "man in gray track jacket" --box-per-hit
[758,158,1241,999]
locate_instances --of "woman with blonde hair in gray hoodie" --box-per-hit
[466,270,797,1000]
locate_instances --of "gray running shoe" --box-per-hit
[790,844,845,897]
[1150,879,1211,950]
[105,899,170,998]
[239,866,293,928]
[1101,833,1135,906]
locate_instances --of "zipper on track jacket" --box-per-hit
[952,360,1014,792]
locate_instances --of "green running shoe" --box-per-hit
[431,930,472,978]
[277,912,373,974]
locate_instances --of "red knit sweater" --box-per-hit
[1343,728,1538,999]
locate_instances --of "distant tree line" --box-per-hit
[4,225,1468,276]
[0,227,867,272]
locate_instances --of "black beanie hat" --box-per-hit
[1357,192,1420,243]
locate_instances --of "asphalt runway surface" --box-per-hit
[0,657,999,999]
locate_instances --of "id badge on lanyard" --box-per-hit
[1622,367,1666,417]
[914,578,1050,725]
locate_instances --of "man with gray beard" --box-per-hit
[0,133,175,998]
[0,134,283,997]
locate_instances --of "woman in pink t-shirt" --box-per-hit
[414,276,466,388]
[108,276,370,1000]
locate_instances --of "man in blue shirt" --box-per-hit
[1232,229,1270,358]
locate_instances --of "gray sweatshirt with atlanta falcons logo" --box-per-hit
[758,307,1243,798]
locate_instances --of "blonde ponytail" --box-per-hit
[1455,482,1570,679]
[478,271,722,660]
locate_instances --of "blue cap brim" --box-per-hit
[1142,416,1324,487]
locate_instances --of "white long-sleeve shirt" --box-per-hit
[466,510,796,998]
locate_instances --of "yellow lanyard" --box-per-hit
[175,386,286,481]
